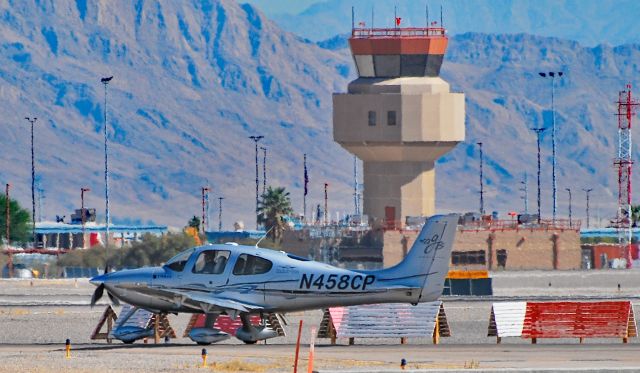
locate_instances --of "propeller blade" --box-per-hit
[107,291,120,306]
[90,283,104,308]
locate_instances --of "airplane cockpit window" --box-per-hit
[164,248,195,272]
[233,254,273,276]
[192,250,231,275]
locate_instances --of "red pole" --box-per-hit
[293,320,303,373]
[5,183,12,277]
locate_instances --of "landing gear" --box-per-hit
[188,312,231,345]
[235,313,278,344]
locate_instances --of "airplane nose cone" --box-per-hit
[89,274,107,286]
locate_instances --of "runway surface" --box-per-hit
[0,343,637,372]
[0,271,639,372]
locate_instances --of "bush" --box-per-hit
[57,232,197,269]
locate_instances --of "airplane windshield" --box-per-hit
[164,248,195,272]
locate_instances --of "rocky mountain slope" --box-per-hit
[272,0,640,46]
[0,0,638,227]
[0,0,353,227]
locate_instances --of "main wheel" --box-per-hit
[122,340,135,344]
[196,341,212,346]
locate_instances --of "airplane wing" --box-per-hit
[123,284,263,314]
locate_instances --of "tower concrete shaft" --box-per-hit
[333,27,465,228]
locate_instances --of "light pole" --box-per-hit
[260,146,267,195]
[565,187,572,227]
[324,183,329,226]
[520,173,529,214]
[218,197,224,231]
[477,142,485,215]
[25,117,37,247]
[101,76,113,248]
[539,71,563,224]
[583,188,593,228]
[303,154,308,223]
[201,186,210,234]
[81,188,90,248]
[249,135,264,229]
[531,127,546,224]
[5,183,12,277]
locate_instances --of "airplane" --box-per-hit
[89,214,458,345]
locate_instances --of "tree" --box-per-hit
[631,205,640,227]
[56,232,197,269]
[257,186,293,242]
[188,216,201,231]
[0,194,31,244]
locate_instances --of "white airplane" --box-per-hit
[90,214,458,344]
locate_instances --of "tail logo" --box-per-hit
[420,222,447,254]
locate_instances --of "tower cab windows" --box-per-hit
[192,250,231,274]
[233,254,273,275]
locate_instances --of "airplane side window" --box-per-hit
[192,250,230,274]
[233,254,272,275]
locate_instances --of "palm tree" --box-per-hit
[258,186,293,242]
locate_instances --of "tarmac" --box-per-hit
[0,271,639,372]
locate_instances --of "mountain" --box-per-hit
[272,0,640,46]
[0,0,353,228]
[1,0,638,228]
[437,33,640,222]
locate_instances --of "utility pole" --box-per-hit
[539,71,563,224]
[25,117,37,247]
[261,146,267,195]
[477,142,485,215]
[520,173,529,214]
[81,188,90,248]
[101,76,113,249]
[201,186,210,234]
[583,188,593,228]
[249,135,264,229]
[218,197,224,231]
[565,188,572,228]
[324,183,329,226]
[531,127,546,224]
[5,183,12,277]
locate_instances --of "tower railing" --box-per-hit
[351,27,446,39]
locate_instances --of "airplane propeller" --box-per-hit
[90,264,120,307]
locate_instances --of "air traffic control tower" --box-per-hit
[333,26,465,228]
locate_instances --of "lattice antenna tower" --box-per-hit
[614,84,639,268]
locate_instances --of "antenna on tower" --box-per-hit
[351,6,355,30]
[371,5,374,30]
[394,5,397,29]
[425,2,429,27]
[440,5,444,28]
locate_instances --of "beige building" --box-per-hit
[333,27,465,228]
[382,227,582,270]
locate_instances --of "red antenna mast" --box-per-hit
[614,84,639,268]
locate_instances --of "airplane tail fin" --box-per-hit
[382,214,458,303]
